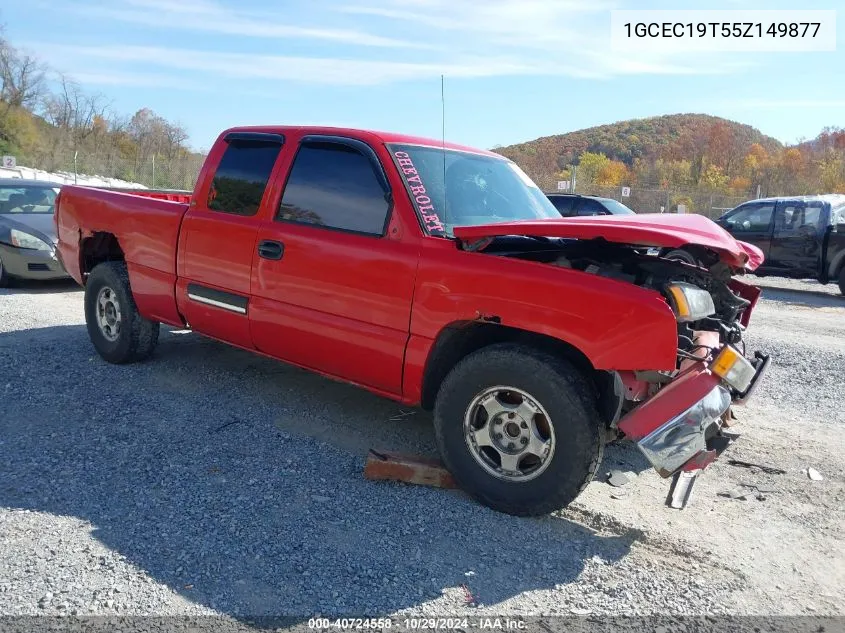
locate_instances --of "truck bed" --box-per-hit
[56,185,190,280]
[55,185,191,326]
[101,188,193,204]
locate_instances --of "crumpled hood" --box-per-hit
[453,213,764,271]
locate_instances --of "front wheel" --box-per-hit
[662,248,701,267]
[838,267,845,296]
[433,343,604,516]
[84,261,160,364]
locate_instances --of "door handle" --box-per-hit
[258,239,284,260]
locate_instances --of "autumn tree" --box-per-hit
[654,159,692,189]
[595,160,628,186]
[0,29,45,111]
[0,24,46,153]
[43,77,109,148]
[575,151,610,185]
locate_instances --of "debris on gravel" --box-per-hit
[806,467,824,481]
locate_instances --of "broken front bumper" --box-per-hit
[618,348,770,478]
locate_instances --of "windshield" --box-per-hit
[388,144,559,237]
[0,186,60,214]
[599,198,636,215]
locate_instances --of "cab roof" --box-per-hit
[745,193,845,205]
[218,126,503,158]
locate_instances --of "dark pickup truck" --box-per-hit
[714,195,845,294]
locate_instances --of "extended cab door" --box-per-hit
[767,200,825,276]
[717,200,776,267]
[249,135,418,396]
[175,132,285,348]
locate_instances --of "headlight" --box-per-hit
[10,229,52,252]
[711,345,756,393]
[666,282,715,322]
[638,385,731,475]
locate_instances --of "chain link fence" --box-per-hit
[571,185,749,220]
[532,174,756,219]
[17,151,207,191]
[15,151,769,217]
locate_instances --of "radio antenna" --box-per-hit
[441,74,447,224]
[441,74,446,148]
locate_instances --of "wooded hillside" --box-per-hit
[495,114,845,197]
[0,24,203,189]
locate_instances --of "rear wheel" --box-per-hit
[0,257,8,287]
[433,343,603,516]
[839,267,845,296]
[84,261,159,364]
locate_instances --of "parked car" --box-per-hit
[55,126,769,516]
[545,193,636,217]
[0,178,69,286]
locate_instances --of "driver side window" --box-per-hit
[726,203,775,232]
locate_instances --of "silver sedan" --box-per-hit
[0,179,69,286]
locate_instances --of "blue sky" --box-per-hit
[3,0,843,152]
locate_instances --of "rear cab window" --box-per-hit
[774,200,825,234]
[207,138,283,216]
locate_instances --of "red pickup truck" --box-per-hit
[55,126,770,516]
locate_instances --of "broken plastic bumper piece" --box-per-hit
[618,346,771,480]
[637,385,731,477]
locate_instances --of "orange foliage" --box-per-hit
[728,176,752,192]
[596,160,629,186]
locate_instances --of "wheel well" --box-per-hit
[834,254,845,280]
[80,232,124,279]
[420,322,620,425]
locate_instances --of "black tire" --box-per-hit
[662,248,700,266]
[839,267,845,296]
[84,261,159,364]
[433,343,604,517]
[0,257,8,288]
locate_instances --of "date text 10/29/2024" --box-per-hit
[308,618,528,630]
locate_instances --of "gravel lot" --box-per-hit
[1,275,843,623]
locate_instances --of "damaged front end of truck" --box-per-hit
[453,214,772,493]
